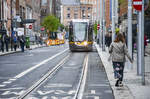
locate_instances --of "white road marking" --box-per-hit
[37,90,54,95]
[91,90,96,94]
[94,96,100,99]
[0,84,6,87]
[0,87,24,91]
[51,96,58,99]
[76,54,89,99]
[62,96,72,99]
[55,90,66,94]
[86,96,100,99]
[9,78,16,81]
[14,48,68,79]
[42,96,48,99]
[1,90,25,95]
[3,81,12,84]
[45,83,72,88]
[68,90,76,94]
[28,97,38,99]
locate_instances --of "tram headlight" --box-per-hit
[83,41,88,46]
[75,42,78,45]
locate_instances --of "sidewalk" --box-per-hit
[95,43,150,99]
[0,44,46,56]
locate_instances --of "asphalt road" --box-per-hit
[0,44,114,99]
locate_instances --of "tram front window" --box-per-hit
[73,22,87,41]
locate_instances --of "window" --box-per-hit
[88,7,91,10]
[41,0,47,6]
[74,8,78,12]
[74,13,78,19]
[73,22,87,41]
[88,13,91,18]
[67,7,70,11]
[67,13,70,19]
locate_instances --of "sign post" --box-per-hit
[133,0,142,11]
[133,0,145,85]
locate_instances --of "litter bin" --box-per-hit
[26,36,30,48]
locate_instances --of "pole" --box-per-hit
[97,0,99,44]
[141,0,145,85]
[99,0,102,47]
[112,0,115,42]
[128,0,133,69]
[137,12,140,75]
[102,0,105,51]
[10,0,13,51]
[138,11,142,75]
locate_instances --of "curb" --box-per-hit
[0,45,46,56]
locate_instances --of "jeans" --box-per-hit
[113,62,125,81]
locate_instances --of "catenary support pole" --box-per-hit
[138,11,142,75]
[128,0,133,69]
[102,0,105,51]
[112,0,115,42]
[97,0,99,44]
[137,12,140,75]
[99,0,102,47]
[141,0,145,85]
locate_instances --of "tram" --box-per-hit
[69,19,93,51]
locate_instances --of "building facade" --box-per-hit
[61,0,93,26]
[0,0,44,38]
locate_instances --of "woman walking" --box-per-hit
[109,33,133,87]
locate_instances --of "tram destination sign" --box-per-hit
[133,0,142,11]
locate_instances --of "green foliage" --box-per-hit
[42,15,60,33]
[93,22,98,35]
[118,0,125,4]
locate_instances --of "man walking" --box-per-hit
[19,35,25,52]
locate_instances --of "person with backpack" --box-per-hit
[109,33,133,87]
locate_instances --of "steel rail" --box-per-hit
[73,53,89,99]
[16,54,70,99]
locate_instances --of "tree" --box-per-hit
[93,22,98,35]
[42,15,60,34]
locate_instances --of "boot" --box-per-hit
[115,80,119,87]
[118,81,123,87]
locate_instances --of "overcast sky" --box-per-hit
[61,0,80,5]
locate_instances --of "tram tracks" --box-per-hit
[74,54,89,99]
[17,54,71,99]
[16,53,89,99]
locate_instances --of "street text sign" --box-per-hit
[133,0,142,11]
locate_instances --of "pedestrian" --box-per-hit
[13,34,18,51]
[1,34,5,52]
[144,34,148,56]
[5,34,10,52]
[105,33,109,47]
[107,32,112,47]
[0,34,2,52]
[109,33,133,87]
[19,35,25,52]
